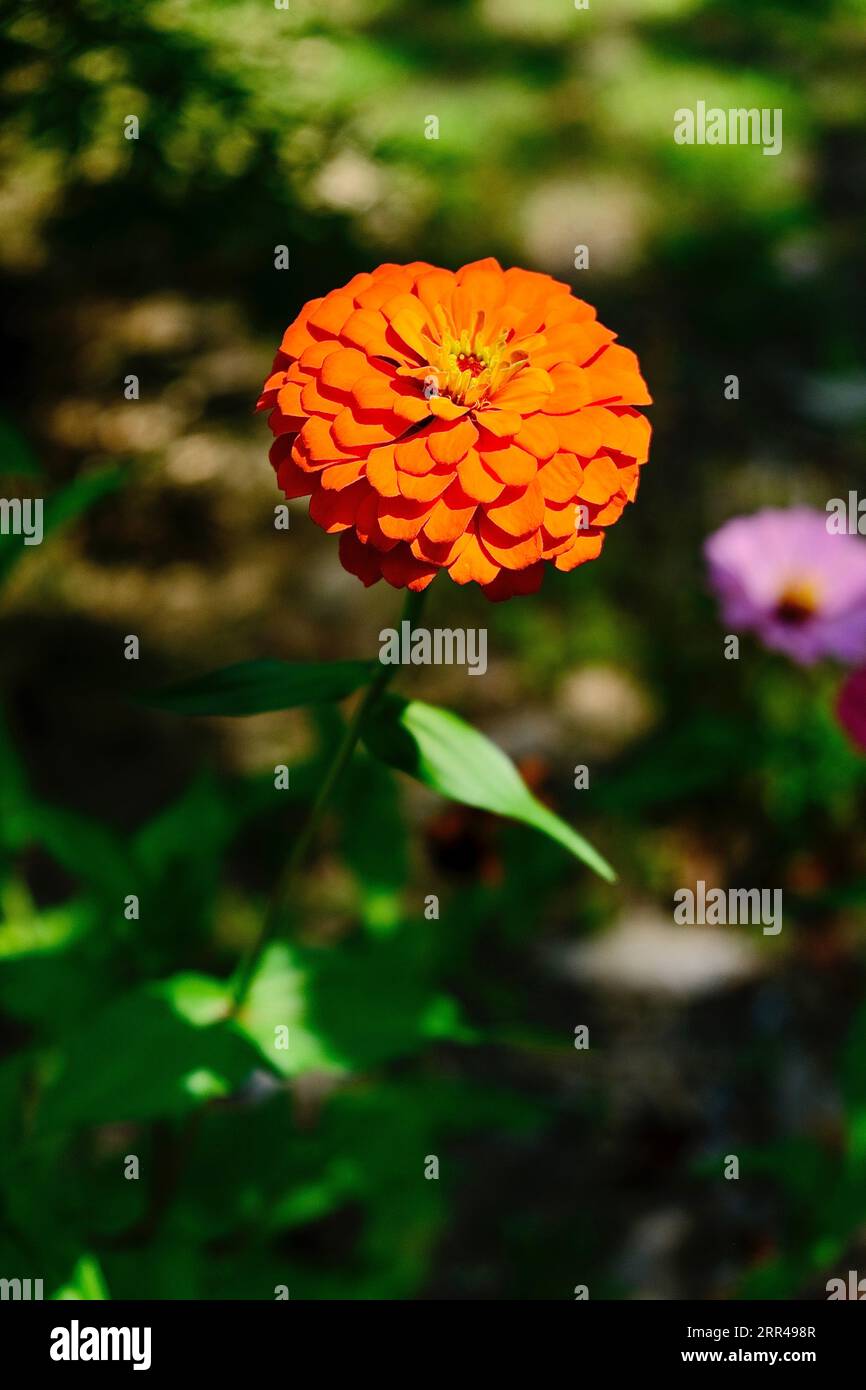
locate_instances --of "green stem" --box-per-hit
[231,586,428,1009]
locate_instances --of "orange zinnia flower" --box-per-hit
[257,258,651,600]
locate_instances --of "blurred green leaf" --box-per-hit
[842,1001,866,1122]
[53,1253,110,1301]
[18,804,133,905]
[0,896,85,960]
[236,932,468,1078]
[148,659,374,716]
[38,978,257,1130]
[234,943,334,1077]
[0,464,127,584]
[130,772,240,955]
[363,696,615,882]
[339,752,408,935]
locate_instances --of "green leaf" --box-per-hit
[362,696,615,882]
[18,803,133,904]
[53,1253,110,1301]
[235,934,468,1078]
[37,978,258,1130]
[0,464,126,584]
[339,751,409,935]
[0,895,86,960]
[148,659,374,716]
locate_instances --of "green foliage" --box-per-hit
[0,464,127,586]
[236,930,471,1078]
[150,660,375,716]
[37,979,259,1131]
[364,695,615,881]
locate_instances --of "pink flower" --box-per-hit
[704,507,866,665]
[837,667,866,751]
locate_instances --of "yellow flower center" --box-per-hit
[431,331,496,404]
[774,579,820,626]
[396,304,530,408]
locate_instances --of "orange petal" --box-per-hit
[299,415,350,465]
[354,276,413,311]
[514,414,558,461]
[617,461,640,501]
[351,373,399,413]
[482,562,544,602]
[486,478,545,537]
[449,267,506,335]
[380,545,438,591]
[598,407,652,464]
[415,268,457,317]
[478,517,543,570]
[423,483,476,542]
[475,408,521,438]
[353,489,380,543]
[554,529,604,571]
[320,459,367,490]
[411,529,472,566]
[457,449,504,503]
[390,390,431,425]
[530,321,614,371]
[309,478,368,533]
[383,300,433,362]
[584,344,652,405]
[538,452,583,504]
[300,378,341,417]
[320,348,370,392]
[426,394,470,421]
[502,265,568,311]
[269,408,306,438]
[366,444,400,497]
[339,530,384,588]
[394,436,436,476]
[398,466,453,502]
[479,443,538,486]
[331,406,401,450]
[273,455,314,500]
[275,382,305,416]
[427,418,478,465]
[448,531,500,586]
[281,307,321,357]
[377,495,431,541]
[340,308,393,358]
[542,501,578,538]
[553,411,604,458]
[307,293,355,337]
[299,340,337,370]
[578,454,623,505]
[591,493,629,526]
[490,368,554,412]
[541,364,593,415]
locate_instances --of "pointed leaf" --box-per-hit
[148,659,374,716]
[363,696,615,881]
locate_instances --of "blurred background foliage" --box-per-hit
[0,0,865,1299]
